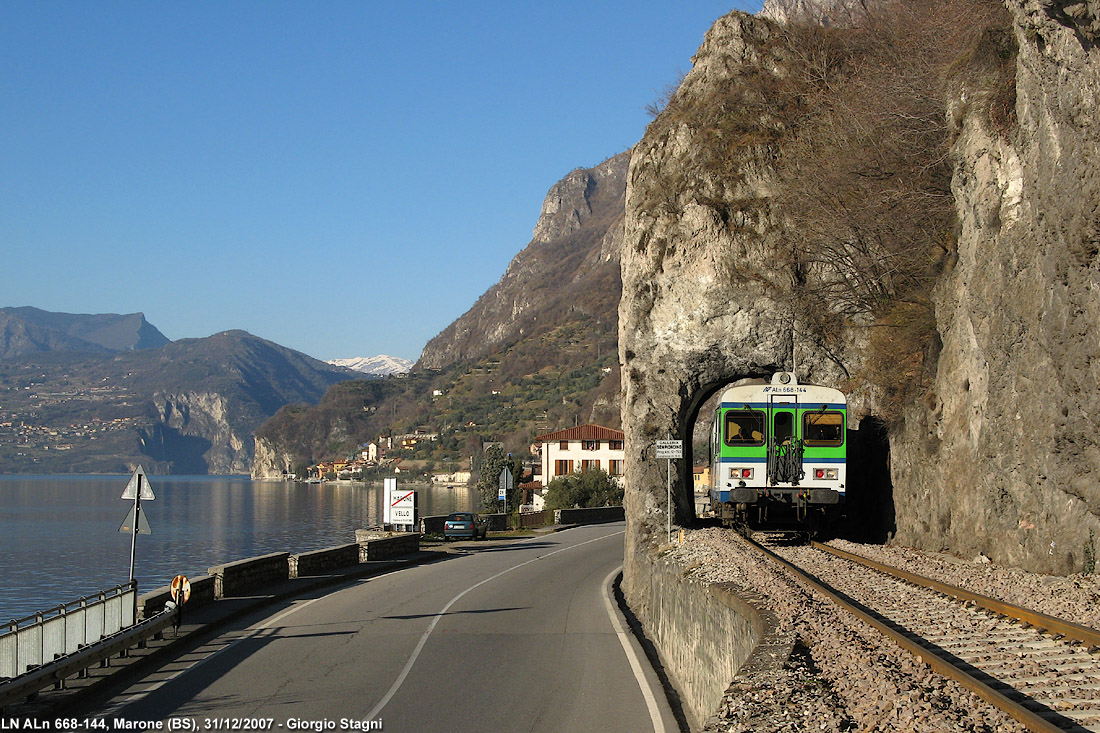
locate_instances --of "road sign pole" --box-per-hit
[654,437,683,544]
[119,466,155,621]
[128,489,139,583]
[667,434,672,544]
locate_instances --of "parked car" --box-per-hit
[444,512,488,540]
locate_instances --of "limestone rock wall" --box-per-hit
[147,391,250,475]
[619,12,867,607]
[893,0,1100,573]
[252,435,297,479]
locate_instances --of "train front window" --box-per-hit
[724,410,764,446]
[774,411,794,444]
[804,411,844,446]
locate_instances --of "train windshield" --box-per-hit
[774,411,794,443]
[803,411,844,446]
[724,410,764,446]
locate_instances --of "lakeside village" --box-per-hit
[297,424,685,512]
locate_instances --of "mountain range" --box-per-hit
[0,306,170,358]
[328,355,413,376]
[3,130,629,479]
[0,308,355,474]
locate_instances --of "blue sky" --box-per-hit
[3,1,762,362]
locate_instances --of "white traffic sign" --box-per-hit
[121,465,155,500]
[389,487,417,525]
[655,440,683,459]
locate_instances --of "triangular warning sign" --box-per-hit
[121,465,155,501]
[118,505,152,534]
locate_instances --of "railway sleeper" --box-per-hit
[1031,705,1100,724]
[950,644,1088,659]
[1034,695,1100,707]
[955,654,1095,671]
[991,674,1098,688]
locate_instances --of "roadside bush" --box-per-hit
[544,468,623,510]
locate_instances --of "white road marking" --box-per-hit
[603,566,666,733]
[364,528,625,720]
[98,526,629,722]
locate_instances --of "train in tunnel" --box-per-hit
[708,372,847,531]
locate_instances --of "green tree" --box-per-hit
[544,468,623,510]
[475,443,523,512]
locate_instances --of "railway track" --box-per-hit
[750,533,1100,733]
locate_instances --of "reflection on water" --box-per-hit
[0,475,477,622]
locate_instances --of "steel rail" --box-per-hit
[812,542,1100,650]
[746,536,1066,733]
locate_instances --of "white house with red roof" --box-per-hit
[533,423,625,489]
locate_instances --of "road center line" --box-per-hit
[364,527,625,720]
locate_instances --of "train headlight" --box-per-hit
[729,468,754,480]
[814,468,838,480]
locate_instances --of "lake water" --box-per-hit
[0,475,478,623]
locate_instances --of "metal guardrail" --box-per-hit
[0,606,176,710]
[1,582,136,681]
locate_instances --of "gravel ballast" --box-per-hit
[664,528,1100,732]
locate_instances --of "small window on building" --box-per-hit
[581,460,600,472]
[582,440,599,451]
[609,440,623,450]
[559,440,569,450]
[609,460,624,477]
[555,459,574,475]
[803,411,844,446]
[724,410,765,446]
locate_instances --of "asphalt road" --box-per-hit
[92,522,679,732]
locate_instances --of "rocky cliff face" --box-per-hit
[417,153,629,370]
[619,0,1100,605]
[619,11,862,605]
[145,391,250,475]
[893,0,1100,572]
[252,435,298,478]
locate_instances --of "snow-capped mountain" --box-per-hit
[328,355,413,377]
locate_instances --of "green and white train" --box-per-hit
[709,372,847,530]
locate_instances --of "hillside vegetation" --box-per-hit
[256,315,620,475]
[254,156,628,476]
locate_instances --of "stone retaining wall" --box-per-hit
[361,533,420,561]
[557,506,625,525]
[137,534,422,619]
[210,552,291,598]
[137,575,217,618]
[290,543,361,577]
[636,549,786,729]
